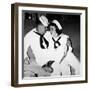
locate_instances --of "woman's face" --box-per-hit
[50,25,58,38]
[37,24,46,35]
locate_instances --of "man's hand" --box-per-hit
[27,46,36,62]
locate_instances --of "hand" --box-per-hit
[24,57,30,65]
[27,46,36,60]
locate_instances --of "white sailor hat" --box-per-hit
[52,20,62,30]
[39,15,49,27]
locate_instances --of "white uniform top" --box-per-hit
[44,31,69,63]
[24,30,80,76]
[24,28,52,66]
[44,31,80,76]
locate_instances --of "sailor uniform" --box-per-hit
[24,28,53,77]
[44,31,80,76]
[24,17,80,77]
[24,15,49,60]
[24,15,53,77]
[45,32,69,62]
[24,28,51,67]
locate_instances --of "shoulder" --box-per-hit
[61,33,69,39]
[62,34,73,49]
[25,28,36,37]
[60,34,69,44]
[24,28,36,40]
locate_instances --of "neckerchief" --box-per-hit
[34,31,49,49]
[52,36,61,49]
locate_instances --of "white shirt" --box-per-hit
[44,31,80,76]
[44,31,69,63]
[24,30,80,76]
[24,28,51,66]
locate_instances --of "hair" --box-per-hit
[48,23,62,35]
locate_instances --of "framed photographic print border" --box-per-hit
[11,3,88,87]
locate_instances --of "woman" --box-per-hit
[45,20,80,76]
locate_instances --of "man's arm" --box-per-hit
[26,46,36,64]
[66,38,80,75]
[60,37,73,64]
[66,38,73,52]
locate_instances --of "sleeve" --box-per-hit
[24,45,36,65]
[61,35,80,75]
[60,36,73,61]
[27,46,36,60]
[24,31,31,59]
[67,52,80,75]
[24,28,35,59]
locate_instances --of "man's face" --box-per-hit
[37,24,46,35]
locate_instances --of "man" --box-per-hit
[24,15,51,77]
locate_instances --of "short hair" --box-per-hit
[48,23,62,35]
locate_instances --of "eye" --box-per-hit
[51,27,56,33]
[50,26,54,31]
[50,28,53,31]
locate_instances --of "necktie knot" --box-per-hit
[52,37,61,49]
[34,31,49,49]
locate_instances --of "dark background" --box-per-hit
[22,11,80,60]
